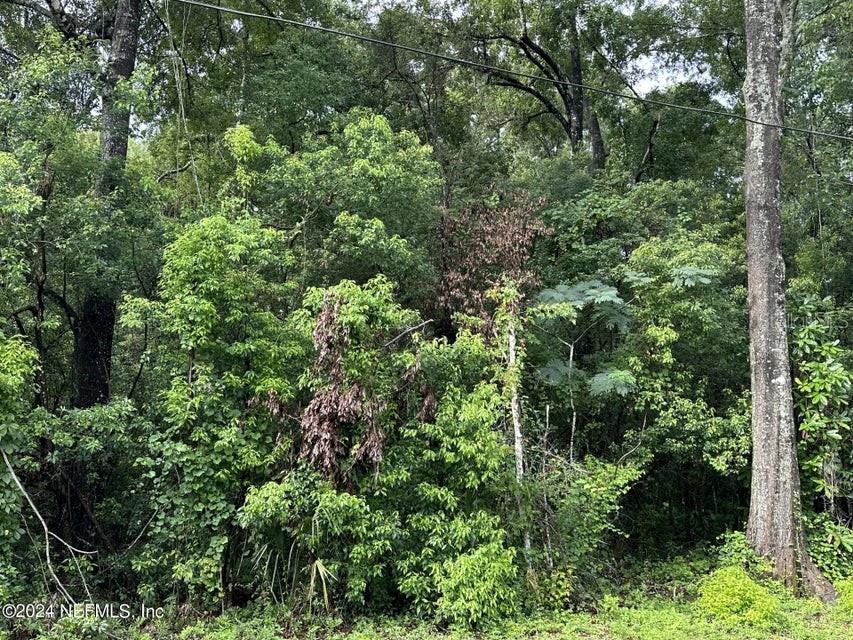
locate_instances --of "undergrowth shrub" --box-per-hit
[435,541,518,627]
[696,566,780,628]
[622,551,715,603]
[539,457,643,604]
[528,566,574,611]
[177,617,281,640]
[29,616,144,640]
[715,531,774,578]
[836,578,853,615]
[806,514,853,583]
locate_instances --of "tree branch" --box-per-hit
[43,287,77,329]
[0,0,50,19]
[2,450,77,603]
[156,159,192,183]
[486,67,571,136]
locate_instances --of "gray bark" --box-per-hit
[566,11,584,151]
[94,0,141,199]
[73,0,142,408]
[589,110,606,171]
[508,320,532,564]
[743,0,834,600]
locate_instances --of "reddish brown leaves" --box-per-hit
[299,293,392,485]
[439,192,549,322]
[301,385,360,483]
[301,293,355,484]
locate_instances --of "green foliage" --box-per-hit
[435,540,518,627]
[696,567,780,628]
[177,616,283,640]
[791,300,852,506]
[27,616,142,640]
[1,1,851,632]
[234,278,514,618]
[19,596,848,640]
[0,335,36,600]
[0,336,36,439]
[263,110,442,241]
[125,215,307,603]
[588,369,636,397]
[805,513,853,583]
[714,531,774,579]
[389,374,511,616]
[240,468,401,608]
[620,552,715,604]
[315,212,434,303]
[836,579,853,615]
[539,457,642,597]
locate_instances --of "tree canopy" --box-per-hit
[0,0,851,637]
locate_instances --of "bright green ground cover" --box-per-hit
[7,565,852,639]
[13,596,847,640]
[158,599,852,640]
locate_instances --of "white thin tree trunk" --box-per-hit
[508,321,532,563]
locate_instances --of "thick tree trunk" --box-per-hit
[567,12,584,152]
[95,0,141,198]
[589,110,606,171]
[73,293,117,407]
[743,0,834,600]
[73,0,141,408]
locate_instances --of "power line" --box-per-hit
[171,0,853,143]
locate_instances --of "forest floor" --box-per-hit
[160,599,851,640]
[4,597,851,639]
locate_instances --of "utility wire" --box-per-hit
[164,0,204,203]
[171,0,853,143]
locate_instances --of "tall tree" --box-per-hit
[464,0,606,165]
[73,0,142,407]
[742,0,833,599]
[0,0,144,407]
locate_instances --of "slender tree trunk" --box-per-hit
[507,320,532,565]
[73,0,141,408]
[634,116,659,183]
[743,0,834,600]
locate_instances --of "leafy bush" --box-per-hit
[805,513,853,583]
[177,616,281,640]
[528,566,574,611]
[696,566,780,628]
[715,531,774,578]
[29,616,144,640]
[836,579,853,615]
[541,457,643,594]
[435,541,518,627]
[0,335,36,600]
[622,552,715,603]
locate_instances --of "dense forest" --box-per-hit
[0,0,851,638]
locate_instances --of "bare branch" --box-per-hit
[156,160,192,183]
[2,449,74,603]
[383,319,433,348]
[487,68,571,135]
[0,0,51,19]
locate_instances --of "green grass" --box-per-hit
[8,588,851,639]
[327,601,849,640]
[141,597,850,640]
